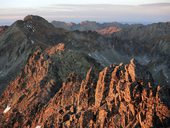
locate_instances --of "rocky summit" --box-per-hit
[0,15,170,127]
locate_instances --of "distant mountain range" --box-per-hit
[51,21,130,35]
[0,15,169,127]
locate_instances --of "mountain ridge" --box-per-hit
[0,15,170,127]
[0,48,169,127]
[0,15,170,94]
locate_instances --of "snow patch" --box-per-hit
[135,55,150,65]
[88,53,92,57]
[3,105,11,114]
[33,29,35,32]
[35,126,41,128]
[0,70,5,77]
[31,40,34,44]
[24,23,36,32]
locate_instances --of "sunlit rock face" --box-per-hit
[0,54,169,127]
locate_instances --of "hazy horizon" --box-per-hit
[0,0,170,25]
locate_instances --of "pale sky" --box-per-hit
[0,0,170,25]
[1,0,170,7]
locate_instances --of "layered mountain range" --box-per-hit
[0,15,169,127]
[52,20,170,86]
[52,21,129,34]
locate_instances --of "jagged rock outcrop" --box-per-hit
[0,43,65,127]
[0,42,102,127]
[31,59,169,128]
[1,54,169,127]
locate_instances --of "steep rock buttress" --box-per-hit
[0,43,64,127]
[0,50,169,127]
[31,59,170,128]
